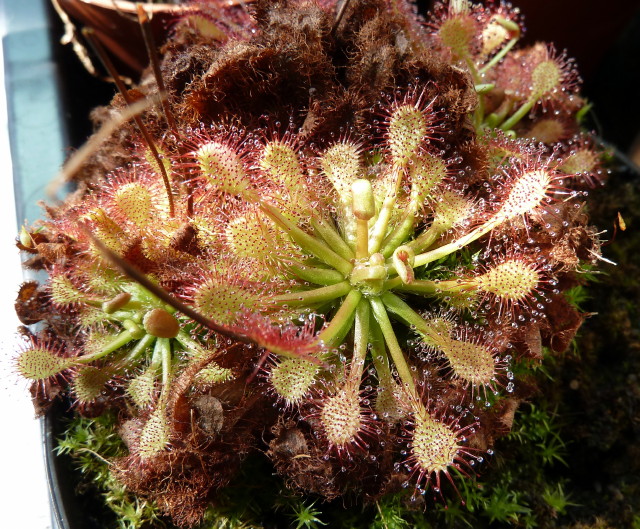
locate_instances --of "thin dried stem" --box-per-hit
[136,3,178,135]
[136,3,194,215]
[46,95,163,197]
[82,27,176,217]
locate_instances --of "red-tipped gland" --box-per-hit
[49,274,90,307]
[183,341,234,389]
[270,357,319,406]
[137,407,170,459]
[432,190,475,232]
[111,182,154,230]
[436,9,478,61]
[225,209,274,258]
[259,139,305,190]
[195,141,249,195]
[321,140,362,205]
[408,153,447,204]
[476,259,540,305]
[438,336,497,389]
[526,45,580,105]
[375,380,405,423]
[524,118,571,143]
[143,146,171,181]
[412,411,460,475]
[194,362,234,388]
[559,137,604,187]
[81,208,126,254]
[16,340,72,381]
[223,207,299,272]
[388,104,429,167]
[319,386,363,449]
[231,311,324,363]
[82,330,120,358]
[480,15,519,57]
[192,274,259,326]
[560,148,599,175]
[418,316,499,390]
[494,168,552,223]
[127,368,158,409]
[531,60,561,99]
[406,402,474,492]
[72,366,112,405]
[495,44,580,115]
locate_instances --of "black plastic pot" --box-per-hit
[44,403,114,529]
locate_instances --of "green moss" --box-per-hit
[56,413,161,529]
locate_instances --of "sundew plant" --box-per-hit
[15,0,606,526]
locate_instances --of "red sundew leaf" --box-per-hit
[229,310,326,366]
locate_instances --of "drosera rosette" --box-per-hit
[428,0,523,69]
[14,0,609,526]
[494,44,582,131]
[426,0,589,138]
[190,84,581,494]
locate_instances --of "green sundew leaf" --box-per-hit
[86,265,128,297]
[320,140,361,207]
[78,306,108,327]
[137,407,170,459]
[193,279,260,326]
[82,329,121,357]
[270,357,319,406]
[438,14,476,60]
[112,182,154,230]
[195,363,234,388]
[72,366,113,404]
[144,145,171,180]
[16,346,71,381]
[127,367,158,409]
[388,104,428,166]
[260,140,306,191]
[49,274,88,306]
[196,141,250,195]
